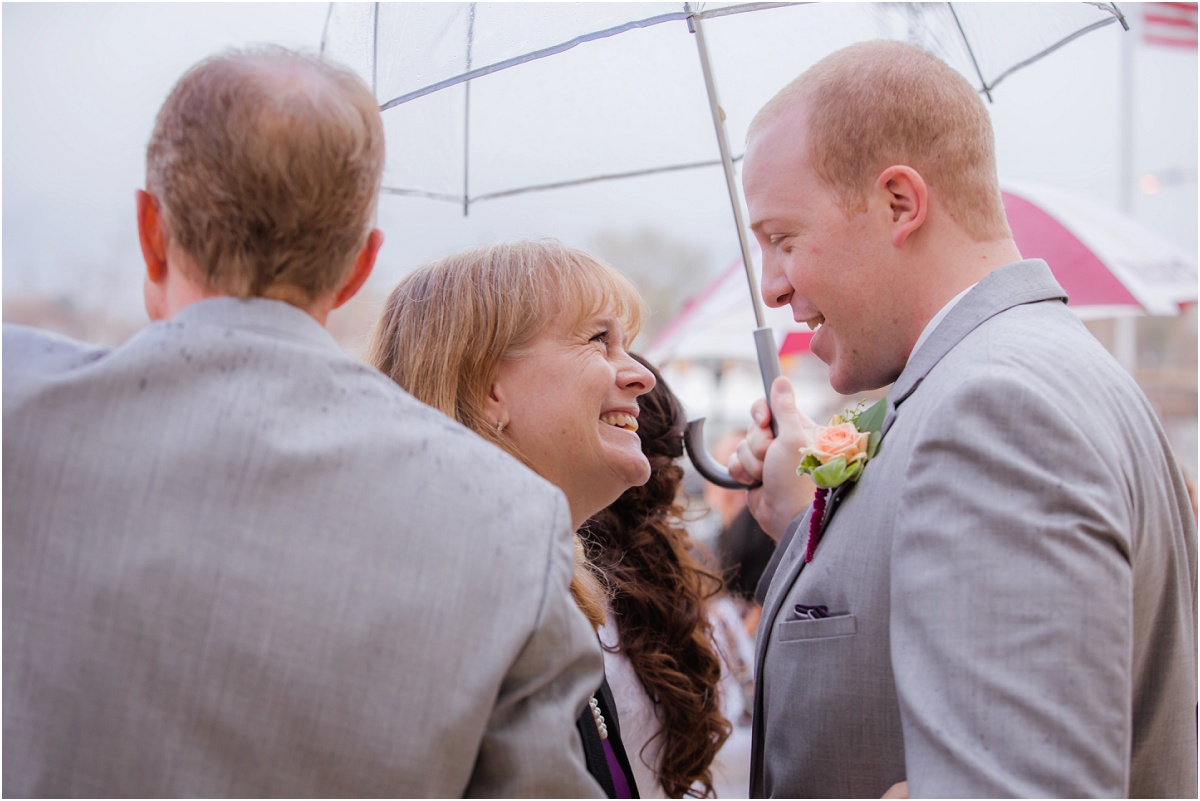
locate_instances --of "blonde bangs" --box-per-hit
[552,249,645,344]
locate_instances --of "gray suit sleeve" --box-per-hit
[890,375,1131,797]
[467,495,606,799]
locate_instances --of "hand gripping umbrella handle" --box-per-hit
[684,327,782,490]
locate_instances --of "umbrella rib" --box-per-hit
[948,3,993,102]
[463,2,476,215]
[693,2,808,21]
[986,14,1127,94]
[465,159,734,203]
[380,187,465,204]
[371,2,379,97]
[319,4,335,58]
[376,3,805,112]
[379,157,752,205]
[379,11,690,111]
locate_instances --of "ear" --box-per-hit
[332,228,384,309]
[483,377,507,426]
[136,189,168,284]
[875,166,927,247]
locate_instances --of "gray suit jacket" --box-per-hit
[751,260,1197,798]
[3,298,606,798]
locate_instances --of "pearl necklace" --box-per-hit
[589,696,608,740]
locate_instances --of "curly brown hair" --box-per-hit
[583,354,731,798]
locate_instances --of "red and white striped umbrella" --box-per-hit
[648,182,1195,364]
[1002,181,1196,319]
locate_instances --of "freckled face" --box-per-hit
[743,107,903,394]
[491,312,656,527]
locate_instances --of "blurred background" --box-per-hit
[4,2,1196,482]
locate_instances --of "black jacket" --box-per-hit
[575,676,640,798]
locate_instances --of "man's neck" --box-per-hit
[915,234,1022,324]
[150,261,325,325]
[897,232,1022,365]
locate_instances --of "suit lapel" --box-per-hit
[757,515,809,634]
[755,387,889,630]
[750,512,808,795]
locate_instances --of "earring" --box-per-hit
[496,420,506,433]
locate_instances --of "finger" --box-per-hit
[881,780,909,799]
[749,396,772,431]
[731,439,764,484]
[767,376,818,449]
[728,453,753,485]
[743,415,774,460]
[768,376,801,431]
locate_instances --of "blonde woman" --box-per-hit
[369,238,657,796]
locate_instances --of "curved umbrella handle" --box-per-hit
[682,327,782,490]
[684,417,761,490]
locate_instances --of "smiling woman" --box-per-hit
[489,307,655,525]
[368,238,653,532]
[368,238,659,795]
[487,303,652,515]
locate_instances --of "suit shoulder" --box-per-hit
[3,324,110,373]
[937,303,1135,396]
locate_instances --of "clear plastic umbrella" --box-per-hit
[322,1,1128,486]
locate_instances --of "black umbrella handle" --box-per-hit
[684,327,782,490]
[685,417,760,489]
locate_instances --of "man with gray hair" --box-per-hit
[4,47,604,798]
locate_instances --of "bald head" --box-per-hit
[145,46,385,304]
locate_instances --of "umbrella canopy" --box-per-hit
[648,182,1196,364]
[322,1,1128,488]
[322,2,1126,217]
[322,0,1129,376]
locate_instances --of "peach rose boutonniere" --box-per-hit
[800,399,886,563]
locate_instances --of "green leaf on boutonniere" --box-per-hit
[799,453,823,474]
[855,397,887,434]
[811,456,863,489]
[855,398,886,460]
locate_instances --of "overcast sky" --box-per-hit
[3,2,1196,326]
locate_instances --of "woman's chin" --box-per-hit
[611,453,652,490]
[584,456,652,509]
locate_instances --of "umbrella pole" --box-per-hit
[684,7,780,489]
[463,3,477,216]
